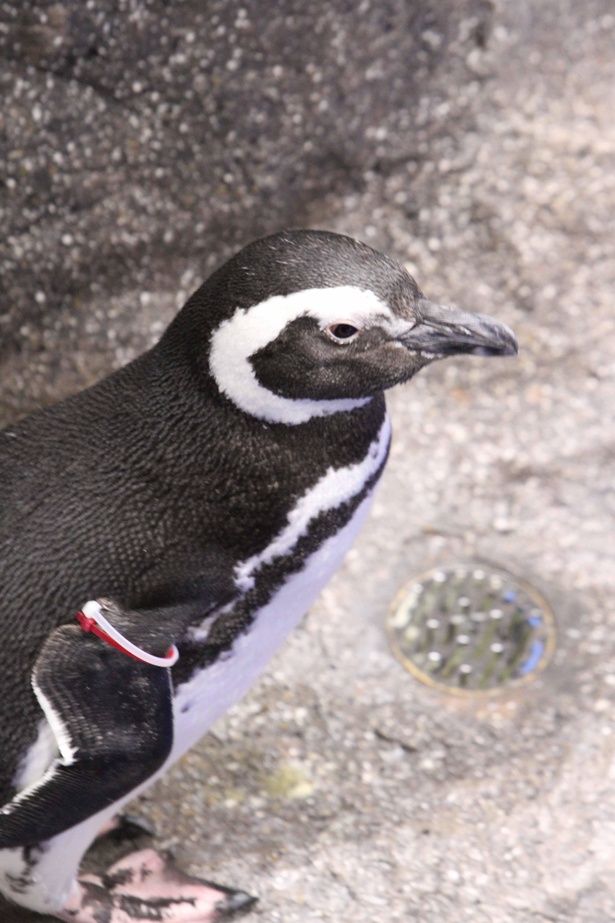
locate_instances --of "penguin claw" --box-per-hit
[213,888,258,921]
[59,848,257,923]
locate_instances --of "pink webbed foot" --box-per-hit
[59,848,257,923]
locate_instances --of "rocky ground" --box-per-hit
[1,0,614,921]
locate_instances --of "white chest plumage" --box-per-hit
[170,490,374,759]
[169,410,391,762]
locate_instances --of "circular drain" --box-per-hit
[387,564,556,694]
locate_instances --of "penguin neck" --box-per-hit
[150,330,389,456]
[114,346,385,561]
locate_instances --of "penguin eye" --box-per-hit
[325,323,360,344]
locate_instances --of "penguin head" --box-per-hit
[172,230,517,425]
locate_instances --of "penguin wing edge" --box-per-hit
[0,625,173,849]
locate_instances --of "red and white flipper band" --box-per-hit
[77,600,179,668]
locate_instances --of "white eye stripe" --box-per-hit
[209,285,392,424]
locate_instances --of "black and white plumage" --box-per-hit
[0,230,517,922]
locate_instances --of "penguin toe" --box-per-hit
[214,888,258,920]
[60,848,257,922]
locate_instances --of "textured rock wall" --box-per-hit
[1,0,492,362]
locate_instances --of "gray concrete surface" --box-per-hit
[2,0,615,921]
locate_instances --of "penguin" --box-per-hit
[0,230,517,922]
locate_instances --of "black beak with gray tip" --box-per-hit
[403,299,519,358]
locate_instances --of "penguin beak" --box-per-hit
[401,299,519,358]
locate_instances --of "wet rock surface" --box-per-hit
[2,0,614,920]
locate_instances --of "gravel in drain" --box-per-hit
[387,564,556,694]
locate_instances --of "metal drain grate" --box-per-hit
[387,564,556,694]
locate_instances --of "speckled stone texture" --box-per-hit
[2,0,615,921]
[0,0,487,408]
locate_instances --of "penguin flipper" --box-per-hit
[0,624,173,849]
